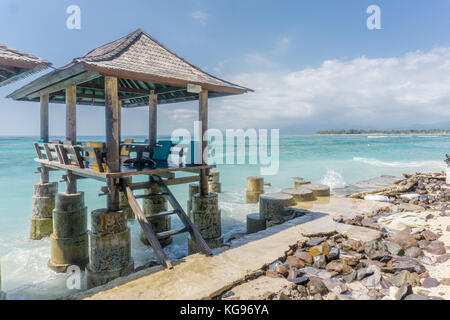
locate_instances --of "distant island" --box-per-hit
[316,129,450,135]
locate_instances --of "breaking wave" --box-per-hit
[353,157,445,169]
[320,169,347,190]
[367,135,411,139]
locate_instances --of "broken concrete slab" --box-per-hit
[296,214,382,243]
[297,215,337,237]
[300,197,395,220]
[222,276,295,300]
[336,223,382,243]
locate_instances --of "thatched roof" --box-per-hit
[8,29,252,107]
[0,44,51,87]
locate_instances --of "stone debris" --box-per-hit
[404,246,423,258]
[244,198,449,300]
[435,253,450,264]
[348,172,449,212]
[422,277,440,288]
[395,283,413,300]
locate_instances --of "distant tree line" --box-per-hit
[315,129,450,134]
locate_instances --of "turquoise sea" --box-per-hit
[0,134,449,299]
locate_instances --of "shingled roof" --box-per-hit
[0,44,51,87]
[8,29,252,107]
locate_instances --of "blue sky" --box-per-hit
[1,0,450,136]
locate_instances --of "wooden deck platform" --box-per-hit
[35,158,215,182]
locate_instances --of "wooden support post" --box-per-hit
[66,85,77,145]
[40,94,49,143]
[149,90,157,156]
[118,100,122,145]
[199,90,209,196]
[65,85,77,193]
[105,76,120,211]
[40,94,49,183]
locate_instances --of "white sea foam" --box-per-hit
[320,169,347,190]
[353,157,445,169]
[367,135,413,139]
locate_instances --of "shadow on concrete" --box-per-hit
[213,210,329,254]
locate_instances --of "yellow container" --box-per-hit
[85,142,106,172]
[120,139,134,157]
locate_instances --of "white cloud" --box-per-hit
[191,10,209,25]
[210,47,450,132]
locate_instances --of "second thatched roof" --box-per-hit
[0,44,51,87]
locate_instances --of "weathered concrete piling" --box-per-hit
[119,177,134,220]
[292,177,311,188]
[48,192,89,272]
[141,183,172,247]
[188,193,223,254]
[86,209,134,288]
[304,183,330,197]
[187,183,199,216]
[208,170,221,193]
[246,213,267,234]
[246,176,264,204]
[281,187,315,203]
[30,182,58,240]
[259,193,294,221]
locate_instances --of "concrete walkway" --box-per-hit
[69,198,386,300]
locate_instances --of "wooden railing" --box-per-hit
[34,142,106,172]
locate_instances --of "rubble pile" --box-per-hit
[262,223,448,300]
[348,172,450,212]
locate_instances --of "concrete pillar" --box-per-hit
[48,192,89,273]
[304,184,330,197]
[188,193,223,254]
[246,176,264,204]
[141,184,172,247]
[246,213,267,234]
[30,182,58,240]
[293,177,311,188]
[259,193,294,221]
[208,170,221,193]
[281,187,315,203]
[119,177,134,220]
[187,183,199,216]
[86,209,134,288]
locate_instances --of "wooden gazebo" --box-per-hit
[0,44,51,87]
[8,29,252,272]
